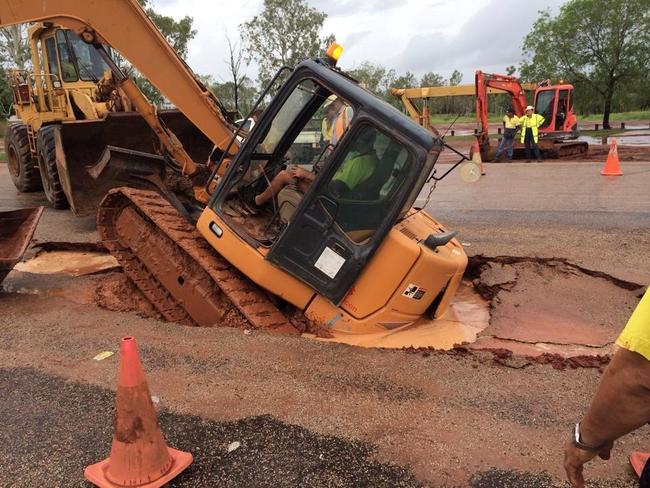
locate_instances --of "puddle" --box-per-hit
[579,130,650,146]
[13,250,119,276]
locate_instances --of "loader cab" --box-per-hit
[17,23,112,123]
[209,59,440,303]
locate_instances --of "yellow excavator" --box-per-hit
[0,0,469,349]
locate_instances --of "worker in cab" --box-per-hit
[329,128,378,199]
[520,105,545,162]
[494,107,520,161]
[252,97,355,209]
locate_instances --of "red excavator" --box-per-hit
[474,70,587,161]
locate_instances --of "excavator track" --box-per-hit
[97,188,298,335]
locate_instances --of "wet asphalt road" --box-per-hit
[0,368,420,488]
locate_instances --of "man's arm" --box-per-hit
[564,348,650,487]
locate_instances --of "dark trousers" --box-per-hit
[524,129,541,160]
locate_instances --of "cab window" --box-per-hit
[536,90,555,128]
[56,30,78,82]
[321,124,412,242]
[44,37,61,83]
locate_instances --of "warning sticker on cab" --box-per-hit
[402,283,427,300]
[314,246,346,279]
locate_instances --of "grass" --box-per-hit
[579,110,650,122]
[429,110,650,126]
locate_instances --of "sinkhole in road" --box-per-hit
[3,241,643,361]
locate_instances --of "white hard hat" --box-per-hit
[525,105,534,111]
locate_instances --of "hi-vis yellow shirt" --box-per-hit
[617,289,650,360]
[503,115,520,129]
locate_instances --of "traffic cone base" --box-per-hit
[470,140,486,175]
[601,137,623,176]
[85,447,192,488]
[84,337,192,487]
[629,451,650,478]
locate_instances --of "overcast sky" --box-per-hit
[153,0,566,85]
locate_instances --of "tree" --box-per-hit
[134,0,197,105]
[447,69,463,86]
[520,0,650,128]
[348,62,393,96]
[224,33,247,115]
[420,72,444,87]
[0,25,29,70]
[210,77,258,117]
[239,0,334,88]
[0,25,30,117]
[505,65,516,76]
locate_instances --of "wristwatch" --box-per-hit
[573,423,606,452]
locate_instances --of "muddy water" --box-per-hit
[307,283,491,350]
[13,250,119,276]
[579,130,650,147]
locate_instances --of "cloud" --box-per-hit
[389,0,566,80]
[147,0,567,85]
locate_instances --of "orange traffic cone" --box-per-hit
[600,137,623,176]
[630,451,650,478]
[84,337,192,487]
[470,140,486,175]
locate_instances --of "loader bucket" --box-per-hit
[0,207,44,285]
[55,110,213,216]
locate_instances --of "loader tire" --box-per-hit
[5,122,42,192]
[37,125,69,209]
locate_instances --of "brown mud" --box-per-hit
[5,238,644,369]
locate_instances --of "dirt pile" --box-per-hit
[93,272,161,319]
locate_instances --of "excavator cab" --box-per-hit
[534,84,579,139]
[207,59,444,304]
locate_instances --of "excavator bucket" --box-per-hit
[0,207,44,285]
[55,110,213,216]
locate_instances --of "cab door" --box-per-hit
[267,121,418,304]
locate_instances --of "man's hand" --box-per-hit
[563,439,613,488]
[288,166,312,181]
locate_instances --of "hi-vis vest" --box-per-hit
[520,113,545,143]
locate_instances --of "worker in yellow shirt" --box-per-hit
[563,288,650,487]
[494,107,520,161]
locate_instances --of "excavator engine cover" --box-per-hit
[54,110,213,216]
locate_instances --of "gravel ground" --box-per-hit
[0,289,647,487]
[1,159,649,487]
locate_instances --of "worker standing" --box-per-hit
[520,105,544,162]
[330,100,354,145]
[320,97,340,149]
[563,288,650,488]
[494,107,520,161]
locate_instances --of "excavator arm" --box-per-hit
[474,70,529,146]
[0,0,239,162]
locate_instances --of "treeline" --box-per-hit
[0,0,647,128]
